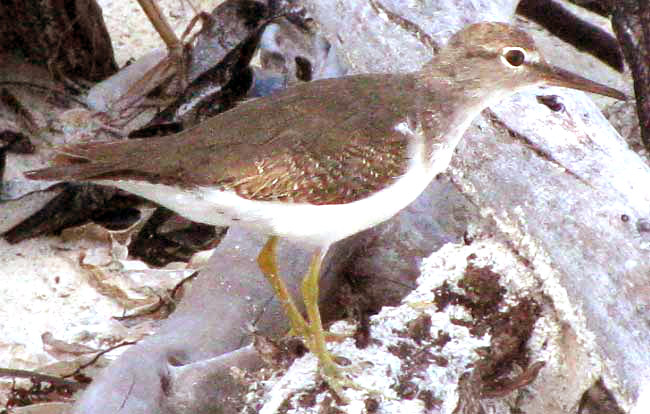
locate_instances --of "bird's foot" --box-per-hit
[309,343,360,403]
[312,344,393,405]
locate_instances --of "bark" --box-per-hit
[0,0,117,82]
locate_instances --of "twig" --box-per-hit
[62,341,137,379]
[0,368,84,390]
[136,0,182,55]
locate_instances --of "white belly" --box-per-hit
[101,156,436,247]
[97,119,455,247]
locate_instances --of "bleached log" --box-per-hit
[309,0,649,410]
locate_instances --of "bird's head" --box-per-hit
[428,22,626,101]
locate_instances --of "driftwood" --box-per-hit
[310,0,649,410]
[454,94,650,408]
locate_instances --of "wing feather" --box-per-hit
[27,73,424,203]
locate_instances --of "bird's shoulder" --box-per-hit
[184,72,422,146]
[167,73,423,201]
[58,73,426,201]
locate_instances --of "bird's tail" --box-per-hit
[25,140,145,181]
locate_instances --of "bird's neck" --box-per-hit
[418,56,512,103]
[413,65,507,171]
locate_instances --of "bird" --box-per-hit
[25,22,626,396]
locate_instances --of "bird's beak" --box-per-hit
[535,63,628,101]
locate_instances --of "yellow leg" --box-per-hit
[258,237,356,399]
[257,236,309,338]
[302,249,357,398]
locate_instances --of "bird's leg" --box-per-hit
[257,236,310,338]
[302,249,357,398]
[258,238,356,398]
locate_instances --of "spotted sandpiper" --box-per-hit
[26,22,625,395]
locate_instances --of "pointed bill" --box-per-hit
[537,63,628,101]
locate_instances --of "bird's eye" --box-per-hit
[501,47,526,67]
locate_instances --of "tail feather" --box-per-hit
[24,161,123,181]
[25,140,149,181]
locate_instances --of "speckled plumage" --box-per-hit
[225,137,408,204]
[28,22,625,217]
[36,72,426,205]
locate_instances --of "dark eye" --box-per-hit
[503,48,526,67]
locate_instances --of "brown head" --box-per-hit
[426,22,626,101]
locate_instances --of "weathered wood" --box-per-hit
[309,0,648,409]
[454,93,650,409]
